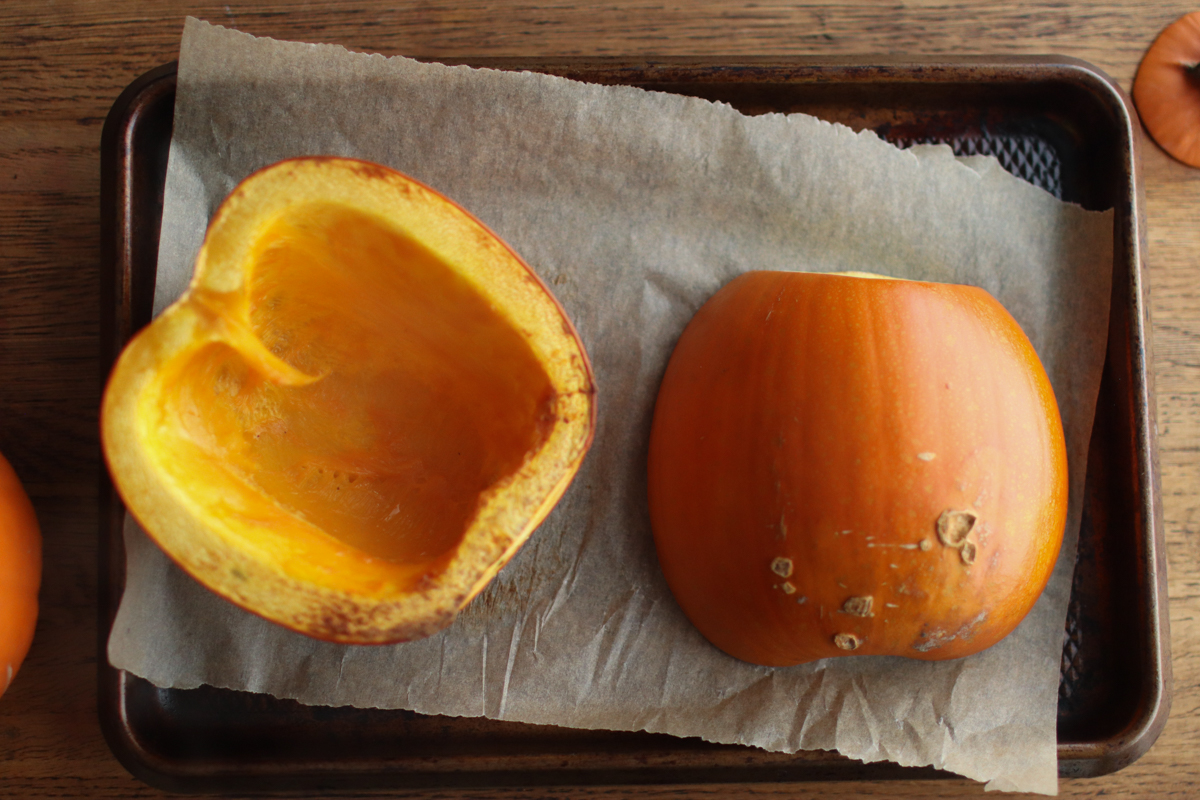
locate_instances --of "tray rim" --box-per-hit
[97,54,1169,792]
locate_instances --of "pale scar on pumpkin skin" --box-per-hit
[834,632,862,650]
[912,610,989,652]
[770,556,793,578]
[840,595,874,617]
[866,540,928,550]
[937,509,980,566]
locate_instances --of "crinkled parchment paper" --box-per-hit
[108,18,1115,794]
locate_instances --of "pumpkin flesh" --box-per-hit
[648,271,1067,667]
[103,158,595,643]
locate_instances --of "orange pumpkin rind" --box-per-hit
[647,271,1067,667]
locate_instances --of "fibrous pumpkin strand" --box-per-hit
[188,287,324,388]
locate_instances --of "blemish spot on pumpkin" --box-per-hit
[919,539,933,552]
[885,602,899,609]
[781,581,796,594]
[912,611,988,652]
[894,582,926,599]
[936,509,977,547]
[770,556,793,578]
[840,595,874,617]
[796,596,807,604]
[834,633,861,651]
[917,452,936,462]
[913,627,949,651]
[960,541,977,565]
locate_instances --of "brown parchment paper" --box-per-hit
[107,18,1115,795]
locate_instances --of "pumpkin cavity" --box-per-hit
[146,202,558,569]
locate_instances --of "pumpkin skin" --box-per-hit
[102,157,596,645]
[647,271,1067,667]
[0,449,40,699]
[1133,12,1200,168]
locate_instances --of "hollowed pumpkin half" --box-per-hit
[102,157,596,644]
[648,271,1067,667]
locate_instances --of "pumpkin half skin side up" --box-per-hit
[0,450,40,698]
[647,271,1067,667]
[101,157,596,645]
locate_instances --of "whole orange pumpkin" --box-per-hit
[0,449,40,698]
[647,271,1067,667]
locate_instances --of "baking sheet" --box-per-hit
[100,18,1113,796]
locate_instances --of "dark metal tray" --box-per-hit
[99,57,1169,793]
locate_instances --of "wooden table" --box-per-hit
[2,2,1197,797]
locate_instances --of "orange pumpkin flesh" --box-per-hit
[1133,12,1200,168]
[0,450,40,699]
[102,158,595,644]
[648,271,1067,667]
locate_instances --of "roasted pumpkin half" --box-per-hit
[648,271,1067,667]
[0,449,40,699]
[102,157,596,644]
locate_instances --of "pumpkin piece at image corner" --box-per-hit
[1133,11,1200,168]
[101,157,596,645]
[0,449,41,700]
[647,271,1068,667]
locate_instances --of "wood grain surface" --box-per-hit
[3,2,1199,797]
